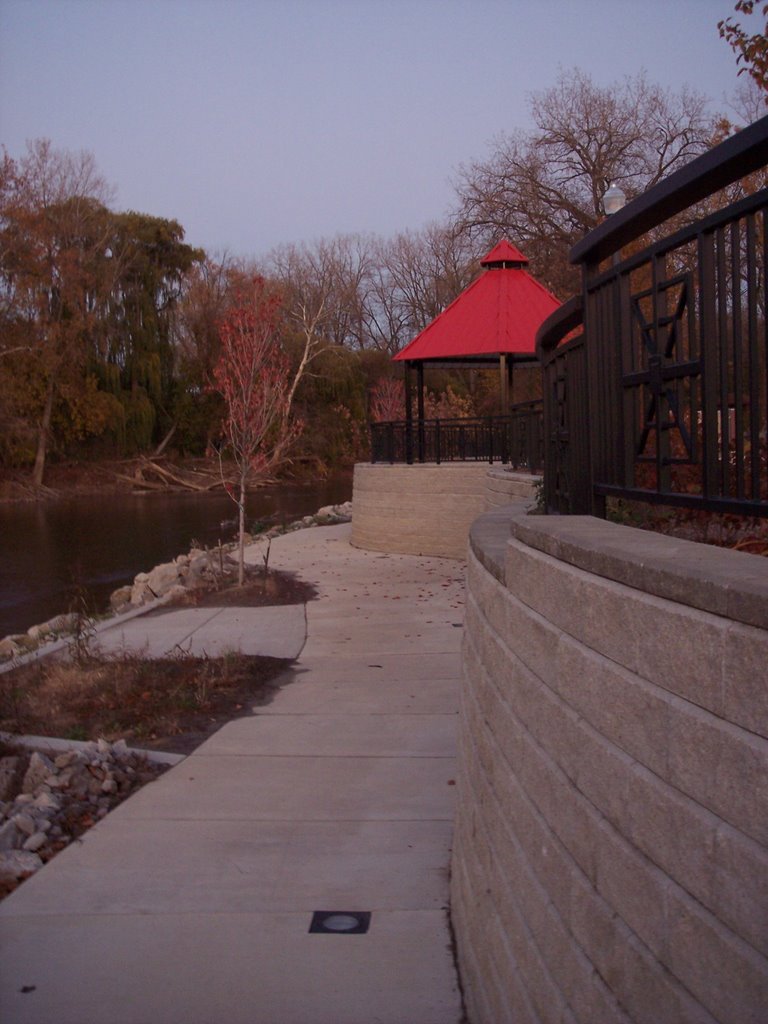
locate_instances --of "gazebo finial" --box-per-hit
[481,240,529,268]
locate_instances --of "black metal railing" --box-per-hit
[370,402,544,470]
[537,114,768,517]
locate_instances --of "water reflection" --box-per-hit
[0,477,351,638]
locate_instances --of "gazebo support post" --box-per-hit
[404,361,414,464]
[500,354,515,464]
[417,362,425,462]
[499,353,514,415]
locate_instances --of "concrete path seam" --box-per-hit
[160,606,225,655]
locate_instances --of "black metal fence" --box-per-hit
[537,114,768,517]
[370,402,544,470]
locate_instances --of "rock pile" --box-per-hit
[0,613,80,661]
[108,544,239,614]
[109,501,352,613]
[0,740,167,891]
[257,501,353,539]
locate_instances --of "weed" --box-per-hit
[168,643,194,661]
[0,681,30,733]
[529,476,546,515]
[261,538,272,578]
[66,572,98,666]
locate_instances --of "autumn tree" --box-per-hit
[170,254,246,453]
[213,277,302,583]
[369,373,479,426]
[104,211,204,453]
[0,140,207,476]
[719,1,768,98]
[452,69,716,297]
[0,140,118,483]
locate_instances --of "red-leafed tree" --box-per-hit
[719,2,768,98]
[370,377,405,422]
[213,277,302,584]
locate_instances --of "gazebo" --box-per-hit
[374,240,561,465]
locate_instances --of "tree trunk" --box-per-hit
[153,423,177,457]
[32,377,55,488]
[237,470,246,587]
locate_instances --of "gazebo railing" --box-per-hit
[370,402,544,470]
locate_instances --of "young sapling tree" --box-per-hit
[213,277,301,585]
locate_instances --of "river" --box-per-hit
[0,476,352,639]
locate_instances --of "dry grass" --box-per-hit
[607,499,768,555]
[0,648,291,753]
[1,566,314,753]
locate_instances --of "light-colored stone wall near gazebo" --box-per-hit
[452,502,768,1024]
[483,467,539,508]
[350,463,537,559]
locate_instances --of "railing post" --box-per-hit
[652,253,672,496]
[368,408,544,470]
[533,407,543,473]
[584,262,603,517]
[619,265,633,488]
[699,229,719,498]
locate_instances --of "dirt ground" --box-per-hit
[0,568,316,756]
[0,567,321,899]
[173,567,317,610]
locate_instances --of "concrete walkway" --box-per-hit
[0,524,466,1024]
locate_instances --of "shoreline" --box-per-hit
[0,459,353,505]
[0,501,353,664]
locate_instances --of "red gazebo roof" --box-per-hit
[393,240,560,363]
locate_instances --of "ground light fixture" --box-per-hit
[604,182,627,215]
[309,911,372,934]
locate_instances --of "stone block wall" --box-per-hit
[350,463,537,559]
[484,468,540,508]
[452,504,768,1024]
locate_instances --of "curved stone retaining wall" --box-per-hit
[483,467,539,509]
[350,463,537,559]
[452,504,768,1024]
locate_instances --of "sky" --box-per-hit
[0,0,750,262]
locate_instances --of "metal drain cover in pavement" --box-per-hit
[309,911,371,934]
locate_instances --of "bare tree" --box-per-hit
[266,227,479,359]
[268,235,375,347]
[264,234,381,428]
[452,69,717,296]
[367,224,481,354]
[267,241,336,402]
